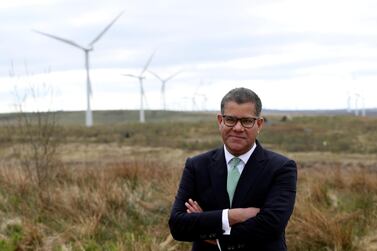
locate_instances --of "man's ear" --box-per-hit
[217,114,223,129]
[257,117,264,131]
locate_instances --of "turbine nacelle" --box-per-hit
[85,46,94,52]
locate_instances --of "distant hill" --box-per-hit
[0,110,217,126]
[263,108,377,117]
[1,108,376,126]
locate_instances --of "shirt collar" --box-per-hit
[223,143,257,165]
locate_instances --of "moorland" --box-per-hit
[0,110,376,251]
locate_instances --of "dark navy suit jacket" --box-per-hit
[169,142,297,251]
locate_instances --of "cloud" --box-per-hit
[1,0,377,112]
[0,0,62,9]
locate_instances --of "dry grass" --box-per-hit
[1,115,377,250]
[287,165,377,251]
[1,146,376,251]
[0,154,184,250]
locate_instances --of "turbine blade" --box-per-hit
[147,70,162,81]
[89,10,124,46]
[165,70,182,82]
[9,60,15,77]
[140,50,156,75]
[33,29,85,50]
[122,73,139,78]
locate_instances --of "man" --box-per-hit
[169,87,297,251]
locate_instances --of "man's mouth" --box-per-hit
[229,135,245,140]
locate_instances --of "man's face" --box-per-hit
[217,101,264,156]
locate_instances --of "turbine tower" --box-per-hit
[354,93,360,116]
[360,95,366,117]
[148,70,181,110]
[122,51,156,123]
[33,11,124,127]
[346,92,352,113]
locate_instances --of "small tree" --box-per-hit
[10,81,63,191]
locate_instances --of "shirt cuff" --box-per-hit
[222,209,231,235]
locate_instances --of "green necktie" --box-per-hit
[227,157,242,206]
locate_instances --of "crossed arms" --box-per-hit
[186,199,260,226]
[186,198,260,245]
[169,156,297,245]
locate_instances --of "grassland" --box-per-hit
[0,110,376,250]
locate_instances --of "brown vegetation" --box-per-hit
[0,114,377,250]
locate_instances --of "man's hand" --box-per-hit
[228,207,260,226]
[185,198,203,213]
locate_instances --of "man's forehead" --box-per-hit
[224,101,256,108]
[223,101,257,114]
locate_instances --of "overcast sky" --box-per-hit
[1,0,377,113]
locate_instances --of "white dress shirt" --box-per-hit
[216,143,256,251]
[222,143,256,234]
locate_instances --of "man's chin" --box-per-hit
[226,144,247,156]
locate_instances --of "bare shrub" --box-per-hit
[10,85,63,192]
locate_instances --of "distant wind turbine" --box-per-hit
[346,92,352,113]
[354,93,361,116]
[33,11,124,127]
[195,94,208,111]
[148,70,182,110]
[122,51,156,123]
[361,96,366,116]
[191,79,210,111]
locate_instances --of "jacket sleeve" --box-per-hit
[169,157,224,241]
[220,159,297,246]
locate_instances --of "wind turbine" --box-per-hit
[361,96,366,116]
[191,79,211,111]
[195,94,208,111]
[354,93,361,116]
[33,11,124,127]
[346,91,352,113]
[122,51,156,123]
[148,70,181,110]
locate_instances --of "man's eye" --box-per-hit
[242,119,254,124]
[226,117,236,123]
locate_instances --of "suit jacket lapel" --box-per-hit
[232,143,266,208]
[209,147,230,209]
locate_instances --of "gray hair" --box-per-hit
[220,87,262,116]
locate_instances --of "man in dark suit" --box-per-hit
[169,87,297,251]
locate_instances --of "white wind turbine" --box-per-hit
[148,70,182,110]
[190,80,201,111]
[354,93,361,116]
[346,92,352,113]
[122,51,156,123]
[361,96,366,116]
[33,11,124,127]
[191,79,210,111]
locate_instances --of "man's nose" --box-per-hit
[232,120,244,131]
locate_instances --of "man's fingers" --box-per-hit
[193,200,203,211]
[185,202,195,212]
[185,199,203,213]
[189,199,203,212]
